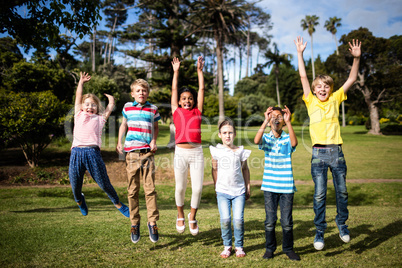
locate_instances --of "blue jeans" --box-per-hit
[216,192,246,248]
[264,191,294,252]
[311,146,348,231]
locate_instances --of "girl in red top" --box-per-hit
[171,56,205,236]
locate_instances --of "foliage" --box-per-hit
[0,0,102,51]
[0,91,68,167]
[239,93,276,125]
[203,93,248,121]
[148,87,172,123]
[2,61,75,102]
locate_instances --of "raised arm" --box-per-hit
[294,37,311,98]
[254,107,272,144]
[171,57,180,114]
[74,72,91,114]
[283,105,298,147]
[103,94,115,120]
[342,39,361,94]
[197,56,205,113]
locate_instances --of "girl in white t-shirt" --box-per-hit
[210,119,251,258]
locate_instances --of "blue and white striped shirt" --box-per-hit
[259,131,297,193]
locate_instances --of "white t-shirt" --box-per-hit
[209,144,251,196]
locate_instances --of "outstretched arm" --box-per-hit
[75,72,91,114]
[294,37,311,98]
[254,107,272,144]
[342,39,361,94]
[103,94,115,120]
[171,57,180,114]
[197,56,205,113]
[283,105,298,147]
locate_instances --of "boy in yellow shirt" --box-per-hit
[294,36,361,251]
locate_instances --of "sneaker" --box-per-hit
[130,224,140,243]
[117,203,130,218]
[337,224,350,243]
[263,250,274,259]
[148,223,159,243]
[285,250,301,261]
[314,229,325,250]
[78,193,88,216]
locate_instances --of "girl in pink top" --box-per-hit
[68,72,129,218]
[171,56,205,236]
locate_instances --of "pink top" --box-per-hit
[173,107,202,144]
[72,110,106,148]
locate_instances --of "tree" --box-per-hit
[301,15,319,79]
[324,16,346,127]
[0,0,101,51]
[324,17,342,56]
[263,43,291,107]
[0,91,68,167]
[332,28,402,135]
[192,0,248,124]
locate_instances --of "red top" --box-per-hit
[173,107,202,144]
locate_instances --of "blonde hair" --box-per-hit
[130,79,150,93]
[81,93,104,114]
[311,75,334,93]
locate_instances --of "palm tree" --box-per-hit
[324,17,342,56]
[192,0,247,124]
[264,43,291,107]
[301,15,319,79]
[325,17,346,127]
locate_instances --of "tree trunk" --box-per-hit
[246,23,250,77]
[92,26,96,72]
[275,68,281,107]
[333,33,339,56]
[310,34,315,79]
[238,46,242,81]
[368,101,381,135]
[216,37,225,124]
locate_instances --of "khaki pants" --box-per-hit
[126,151,159,226]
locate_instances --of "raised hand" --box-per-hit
[264,107,273,123]
[282,105,292,123]
[197,56,205,71]
[348,39,361,58]
[104,93,114,103]
[171,57,181,72]
[294,36,307,53]
[80,72,91,83]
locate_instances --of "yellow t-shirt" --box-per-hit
[302,88,347,146]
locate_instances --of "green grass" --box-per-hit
[1,124,401,267]
[0,183,401,267]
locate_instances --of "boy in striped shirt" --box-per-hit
[254,106,300,261]
[117,79,160,244]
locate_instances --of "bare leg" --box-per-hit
[189,207,198,229]
[177,205,185,226]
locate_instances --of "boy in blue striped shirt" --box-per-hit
[254,106,300,261]
[117,79,160,244]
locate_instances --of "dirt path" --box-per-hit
[203,179,402,186]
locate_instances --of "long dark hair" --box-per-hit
[178,87,198,108]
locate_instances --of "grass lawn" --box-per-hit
[0,183,401,267]
[0,124,401,267]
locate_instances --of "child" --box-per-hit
[69,72,129,218]
[254,106,300,261]
[171,56,205,236]
[294,36,361,250]
[210,119,251,258]
[116,78,160,243]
